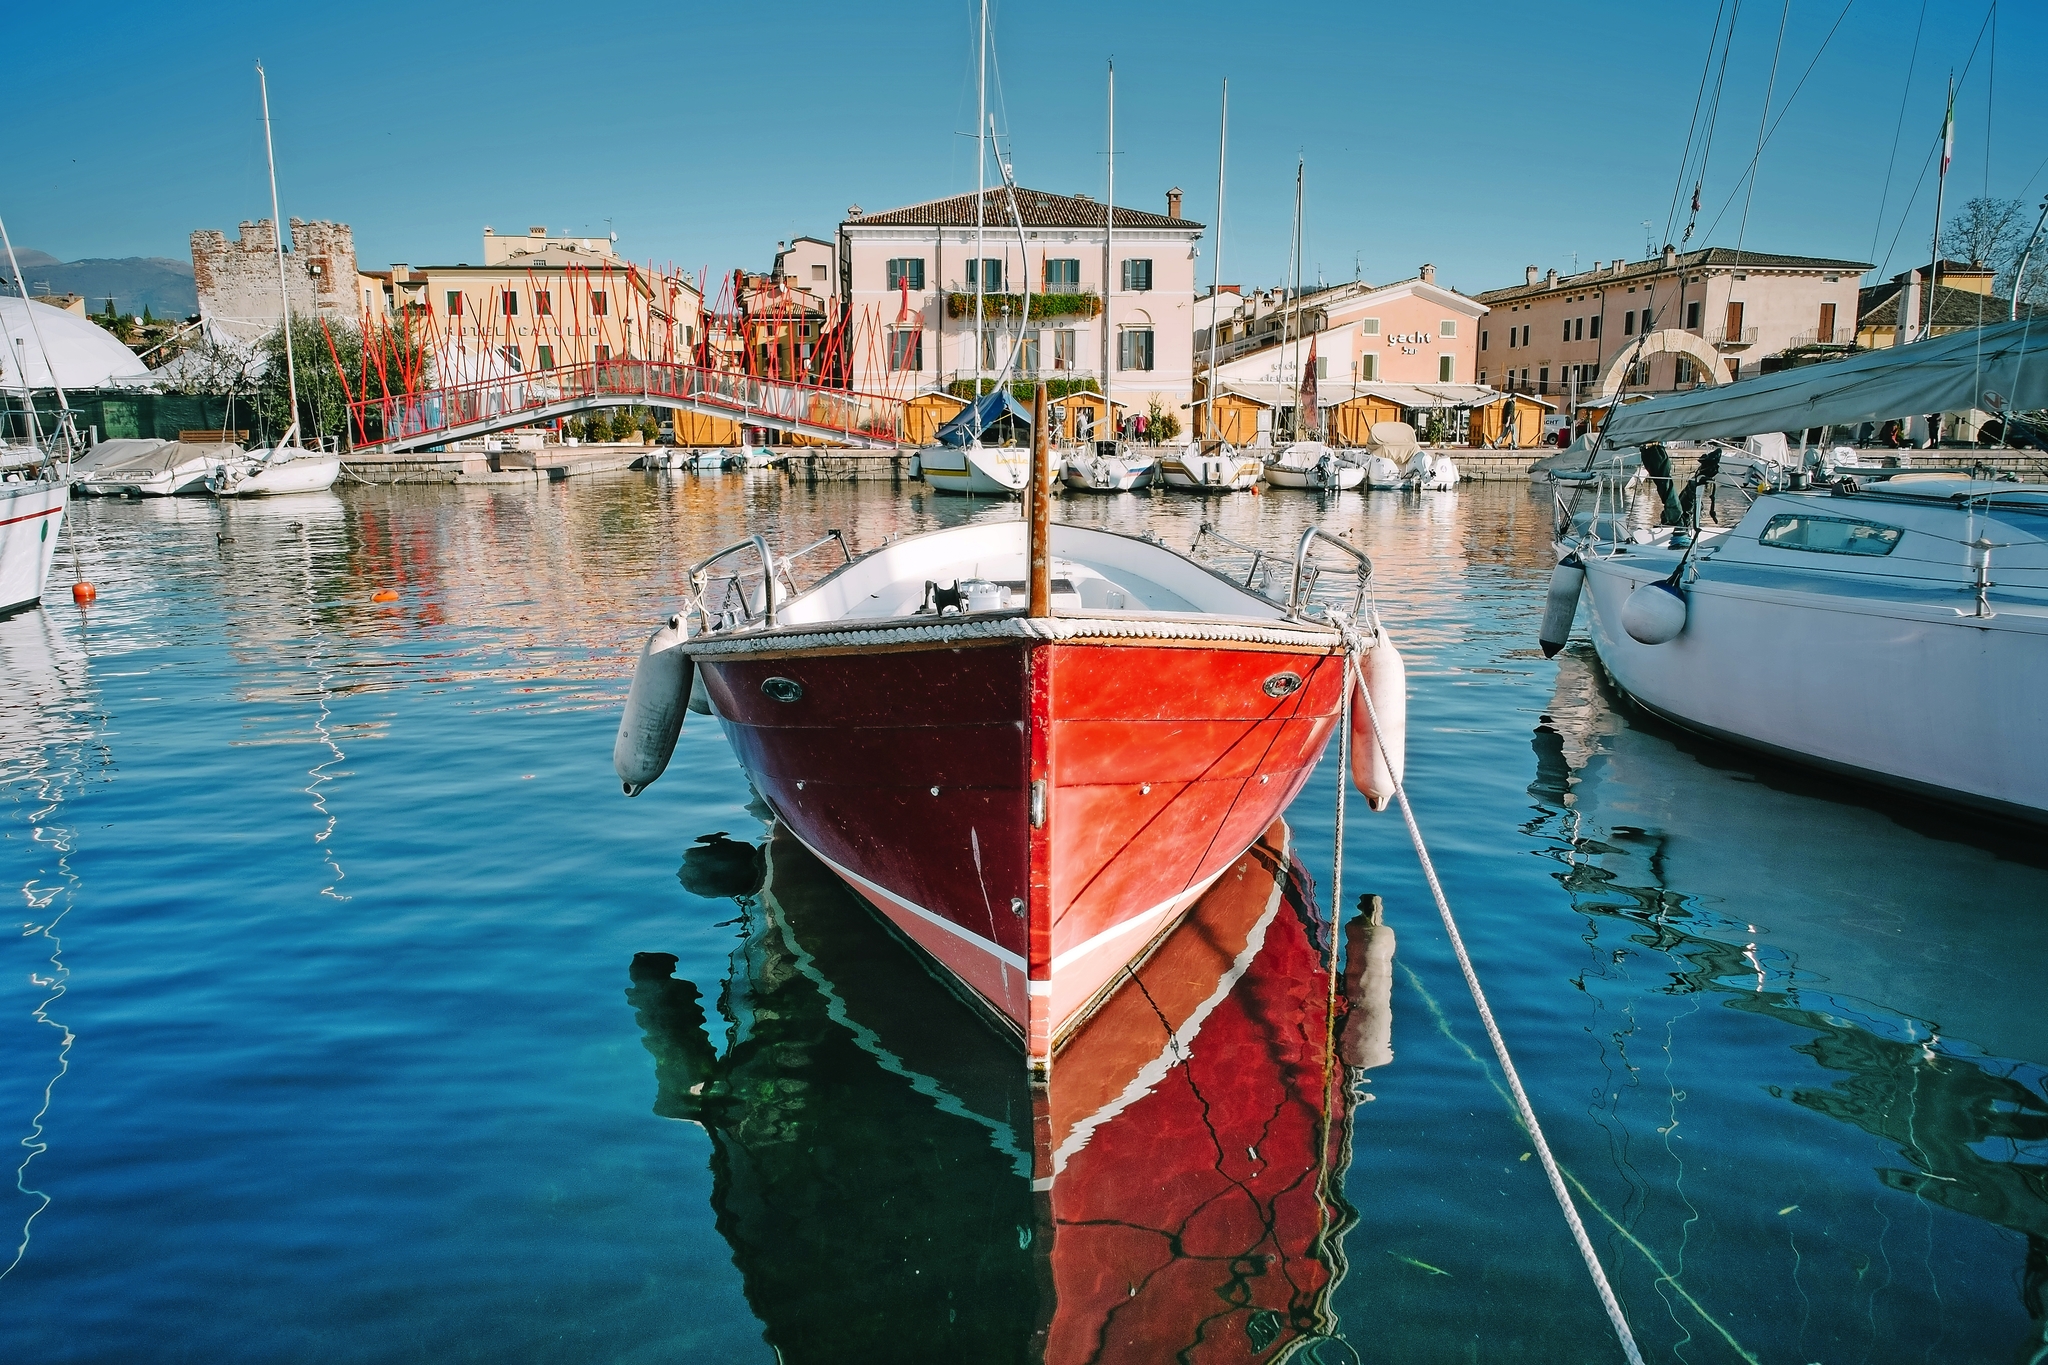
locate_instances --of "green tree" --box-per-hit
[256,314,434,446]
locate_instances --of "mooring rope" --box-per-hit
[1345,651,1648,1365]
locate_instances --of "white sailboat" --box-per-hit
[81,439,232,496]
[1060,440,1156,493]
[208,62,340,499]
[1544,319,2048,825]
[0,215,75,617]
[1158,441,1263,491]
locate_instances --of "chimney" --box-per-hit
[1525,265,1539,286]
[846,204,864,219]
[1896,269,1921,346]
[1592,261,1602,274]
[1420,263,1436,284]
[1662,243,1677,269]
[528,226,546,237]
[1545,269,1557,288]
[1166,187,1183,220]
[484,226,494,236]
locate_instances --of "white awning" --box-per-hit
[1603,319,2048,445]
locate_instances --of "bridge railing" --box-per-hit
[351,360,905,449]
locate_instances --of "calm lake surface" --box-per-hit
[3,472,2045,1364]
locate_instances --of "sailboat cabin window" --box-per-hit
[1758,514,1903,557]
[886,258,925,290]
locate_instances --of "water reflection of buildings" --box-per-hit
[1534,647,2048,1359]
[629,821,1392,1362]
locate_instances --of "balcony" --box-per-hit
[944,290,1102,321]
[1786,329,1854,348]
[1707,326,1760,349]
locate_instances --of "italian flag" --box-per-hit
[1940,89,1954,175]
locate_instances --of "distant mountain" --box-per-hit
[3,251,199,320]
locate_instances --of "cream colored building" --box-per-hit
[374,227,703,380]
[1473,246,1869,401]
[838,187,1203,425]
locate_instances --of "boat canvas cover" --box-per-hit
[70,438,169,476]
[935,390,1034,447]
[1363,422,1419,463]
[1604,319,2048,444]
[96,440,244,476]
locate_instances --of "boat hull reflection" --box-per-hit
[629,819,1367,1363]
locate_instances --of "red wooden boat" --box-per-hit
[617,427,1399,1075]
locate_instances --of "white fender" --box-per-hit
[614,614,694,796]
[1622,580,1688,645]
[1538,554,1584,658]
[1349,633,1408,812]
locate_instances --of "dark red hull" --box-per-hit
[700,634,1345,1067]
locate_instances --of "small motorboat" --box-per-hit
[1362,421,1419,489]
[1263,440,1364,491]
[614,424,1403,1074]
[1157,439,1263,491]
[1403,449,1461,491]
[82,440,234,497]
[207,444,342,497]
[1059,439,1157,493]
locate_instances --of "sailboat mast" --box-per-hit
[1288,158,1303,437]
[1104,59,1115,444]
[973,0,986,430]
[1204,80,1228,443]
[1923,73,1953,341]
[0,212,68,453]
[258,61,300,446]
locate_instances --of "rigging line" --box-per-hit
[1875,138,1942,279]
[1695,0,1859,249]
[1351,656,1646,1365]
[1665,0,1734,249]
[1684,0,1746,246]
[1869,0,1931,264]
[1733,0,1793,263]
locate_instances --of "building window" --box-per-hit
[499,345,522,372]
[1360,318,1380,335]
[533,290,551,316]
[595,344,612,362]
[1044,258,1081,293]
[1118,327,1154,371]
[1675,355,1697,383]
[812,264,828,281]
[1440,319,1457,337]
[1623,311,1635,336]
[1019,331,1041,373]
[1478,369,1486,384]
[1562,319,1572,343]
[1121,258,1153,292]
[536,345,555,370]
[502,290,519,317]
[1539,366,1549,392]
[1316,355,1329,379]
[886,258,925,290]
[1589,314,1601,339]
[889,327,923,371]
[1480,330,1489,351]
[445,290,463,316]
[1507,327,1515,349]
[1359,353,1378,382]
[972,259,1003,292]
[591,291,608,316]
[1439,354,1454,383]
[1685,300,1701,329]
[1640,307,1653,333]
[1575,317,1585,341]
[1052,329,1076,369]
[1521,325,1531,347]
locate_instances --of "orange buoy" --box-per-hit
[372,589,399,603]
[72,581,96,604]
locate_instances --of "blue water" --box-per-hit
[4,474,2045,1362]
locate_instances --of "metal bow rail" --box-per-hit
[347,360,908,453]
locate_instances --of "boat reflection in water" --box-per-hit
[629,819,1389,1362]
[1534,647,2048,1360]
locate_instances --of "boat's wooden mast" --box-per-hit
[1029,383,1051,616]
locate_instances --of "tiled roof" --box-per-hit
[848,188,1198,231]
[1475,247,1873,304]
[1856,280,2038,328]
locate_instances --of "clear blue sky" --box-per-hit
[11,0,2042,295]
